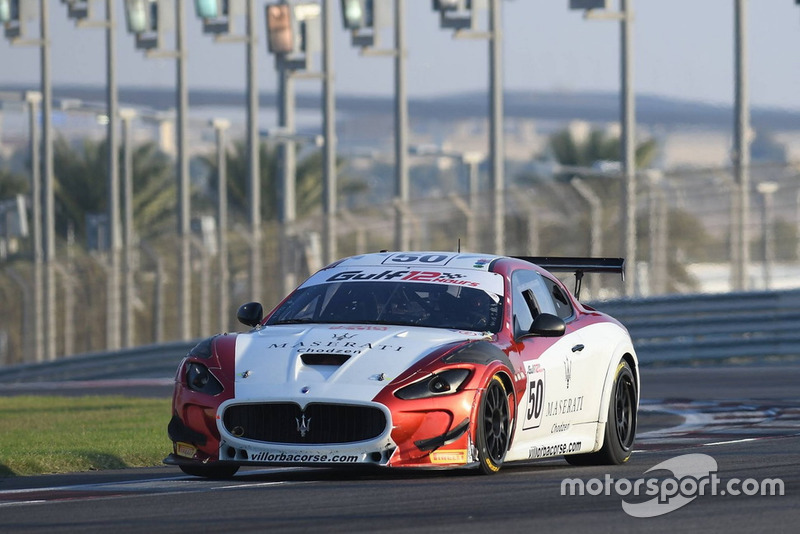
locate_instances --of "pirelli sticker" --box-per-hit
[175,442,196,459]
[430,450,468,465]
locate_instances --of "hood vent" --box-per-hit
[301,353,351,366]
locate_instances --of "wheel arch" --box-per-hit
[446,340,518,419]
[596,338,639,425]
[472,369,515,474]
[621,351,640,408]
[454,343,518,461]
[467,359,517,449]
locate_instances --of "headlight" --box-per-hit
[185,362,223,395]
[395,369,471,400]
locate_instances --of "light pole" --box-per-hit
[40,0,55,358]
[646,169,668,295]
[210,118,231,332]
[62,0,122,350]
[732,0,751,291]
[620,0,635,296]
[3,0,59,359]
[488,0,504,256]
[176,0,190,341]
[25,90,44,362]
[569,0,637,296]
[123,0,192,340]
[431,0,505,255]
[756,181,778,290]
[247,0,262,297]
[266,1,323,294]
[194,0,262,304]
[340,0,409,251]
[278,63,297,293]
[395,0,409,252]
[105,0,121,349]
[322,0,336,264]
[119,107,136,347]
[463,151,482,251]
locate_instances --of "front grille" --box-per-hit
[222,402,387,445]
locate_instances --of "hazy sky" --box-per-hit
[1,1,800,111]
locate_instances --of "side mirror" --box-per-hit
[237,302,264,327]
[529,313,566,337]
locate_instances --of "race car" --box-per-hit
[165,251,639,477]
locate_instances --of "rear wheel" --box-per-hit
[179,464,240,479]
[476,375,511,474]
[566,359,637,466]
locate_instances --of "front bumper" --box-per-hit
[214,398,397,467]
[169,385,484,470]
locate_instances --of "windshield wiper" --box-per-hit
[271,318,320,325]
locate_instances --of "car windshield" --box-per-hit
[267,281,503,332]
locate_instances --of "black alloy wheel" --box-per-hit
[565,359,637,466]
[614,362,637,453]
[477,375,510,474]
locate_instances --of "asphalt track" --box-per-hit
[0,362,798,533]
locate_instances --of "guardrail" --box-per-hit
[594,288,800,363]
[1,289,798,382]
[0,340,198,383]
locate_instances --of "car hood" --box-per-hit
[231,324,487,404]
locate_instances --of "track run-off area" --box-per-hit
[0,363,798,533]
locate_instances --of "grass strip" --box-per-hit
[0,395,172,477]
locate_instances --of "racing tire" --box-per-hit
[179,463,240,479]
[476,375,511,475]
[565,359,637,466]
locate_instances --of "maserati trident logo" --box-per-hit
[332,332,357,341]
[296,413,312,437]
[564,356,572,389]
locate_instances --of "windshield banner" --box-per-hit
[301,266,505,296]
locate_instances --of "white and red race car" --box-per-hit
[165,252,639,477]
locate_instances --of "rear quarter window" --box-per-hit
[543,277,574,321]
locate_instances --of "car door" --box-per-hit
[541,275,607,426]
[511,269,588,447]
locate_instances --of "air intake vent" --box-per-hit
[301,353,350,366]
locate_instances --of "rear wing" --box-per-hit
[514,256,625,300]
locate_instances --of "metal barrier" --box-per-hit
[1,289,799,383]
[0,339,197,383]
[593,288,800,363]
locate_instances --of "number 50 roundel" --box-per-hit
[523,364,545,430]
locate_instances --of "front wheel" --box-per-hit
[566,359,637,466]
[179,463,240,479]
[476,375,511,474]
